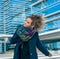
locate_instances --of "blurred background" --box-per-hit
[0,0,60,59]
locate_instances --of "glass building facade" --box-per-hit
[0,0,60,52]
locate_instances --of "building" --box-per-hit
[0,0,60,53]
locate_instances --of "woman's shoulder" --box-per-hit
[34,31,39,36]
[15,24,22,31]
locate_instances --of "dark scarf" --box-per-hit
[17,25,36,42]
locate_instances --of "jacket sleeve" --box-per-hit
[10,26,20,44]
[36,32,50,56]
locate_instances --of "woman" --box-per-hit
[10,14,52,59]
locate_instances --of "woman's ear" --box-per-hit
[31,25,34,28]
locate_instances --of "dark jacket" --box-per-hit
[10,26,50,59]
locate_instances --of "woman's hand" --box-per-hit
[48,53,52,57]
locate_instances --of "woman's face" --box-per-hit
[23,18,33,28]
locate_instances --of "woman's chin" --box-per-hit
[23,24,27,27]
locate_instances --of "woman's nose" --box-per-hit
[24,21,27,24]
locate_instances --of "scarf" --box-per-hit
[17,25,36,42]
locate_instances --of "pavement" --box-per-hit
[0,50,60,59]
